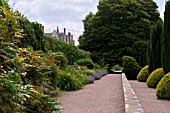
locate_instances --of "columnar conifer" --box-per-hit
[161,0,170,74]
[148,19,163,74]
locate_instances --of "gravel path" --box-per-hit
[129,80,170,113]
[56,74,125,113]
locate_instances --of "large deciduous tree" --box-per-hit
[161,0,170,74]
[148,18,163,74]
[79,0,160,66]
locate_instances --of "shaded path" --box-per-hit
[57,74,125,113]
[129,80,170,113]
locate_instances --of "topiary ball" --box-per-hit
[137,65,149,82]
[146,68,165,88]
[156,72,170,99]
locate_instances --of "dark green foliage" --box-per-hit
[146,68,165,88]
[161,1,170,74]
[55,66,89,91]
[18,16,38,49]
[31,22,46,51]
[132,40,148,67]
[94,63,101,69]
[122,56,141,80]
[55,72,83,91]
[46,37,91,65]
[156,72,170,99]
[76,58,94,69]
[148,19,163,74]
[79,0,160,66]
[137,65,149,82]
[113,64,123,71]
[51,52,68,69]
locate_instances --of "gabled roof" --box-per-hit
[44,33,52,36]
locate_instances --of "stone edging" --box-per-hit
[122,73,144,113]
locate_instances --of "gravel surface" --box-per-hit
[56,74,125,113]
[129,80,170,113]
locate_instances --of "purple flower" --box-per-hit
[86,75,95,84]
[101,70,108,76]
[94,72,102,80]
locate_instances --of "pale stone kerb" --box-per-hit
[122,73,144,113]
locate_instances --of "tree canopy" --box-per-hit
[79,0,160,66]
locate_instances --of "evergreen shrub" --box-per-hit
[122,56,141,80]
[137,65,149,82]
[113,64,123,71]
[51,52,68,69]
[156,72,170,99]
[76,58,94,69]
[55,71,83,91]
[146,68,165,88]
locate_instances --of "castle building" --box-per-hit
[44,26,75,45]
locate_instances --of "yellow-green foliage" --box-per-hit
[146,68,165,88]
[156,72,170,99]
[137,65,149,82]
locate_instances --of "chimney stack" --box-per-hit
[64,28,66,35]
[57,26,59,33]
[42,26,44,33]
[68,32,71,43]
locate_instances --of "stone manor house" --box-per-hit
[43,26,75,45]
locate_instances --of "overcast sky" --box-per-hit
[9,0,165,46]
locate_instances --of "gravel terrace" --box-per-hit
[129,80,170,113]
[56,74,125,113]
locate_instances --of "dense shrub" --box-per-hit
[146,68,165,88]
[0,3,61,112]
[64,66,89,85]
[55,66,89,91]
[122,56,141,80]
[0,72,61,113]
[51,52,68,69]
[45,37,91,65]
[76,58,94,69]
[113,64,123,71]
[94,63,101,69]
[55,71,83,91]
[156,72,170,99]
[137,65,149,82]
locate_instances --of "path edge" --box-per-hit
[122,73,144,113]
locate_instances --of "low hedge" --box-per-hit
[146,68,165,88]
[137,65,149,82]
[156,72,170,99]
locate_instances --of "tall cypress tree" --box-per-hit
[162,0,170,74]
[148,18,163,74]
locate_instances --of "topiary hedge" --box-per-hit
[146,68,165,88]
[156,72,170,99]
[122,56,141,80]
[137,65,149,82]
